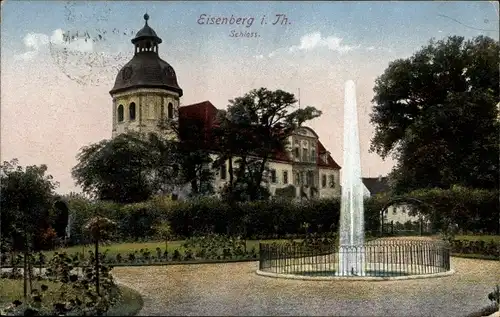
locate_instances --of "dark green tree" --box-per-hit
[0,159,59,298]
[158,116,215,197]
[72,132,156,203]
[370,35,499,193]
[214,88,322,201]
[0,159,58,247]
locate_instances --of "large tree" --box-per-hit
[72,132,158,203]
[0,159,60,298]
[213,88,322,201]
[72,127,214,202]
[0,159,59,248]
[370,35,499,193]
[175,116,215,196]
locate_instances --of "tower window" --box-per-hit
[167,102,174,119]
[117,104,124,122]
[129,102,136,121]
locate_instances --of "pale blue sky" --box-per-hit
[2,1,498,56]
[1,1,498,194]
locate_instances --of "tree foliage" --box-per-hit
[72,132,158,203]
[213,88,322,201]
[0,159,59,250]
[72,128,214,203]
[370,35,499,193]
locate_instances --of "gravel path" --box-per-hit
[112,257,500,317]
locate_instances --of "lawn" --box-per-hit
[0,279,62,305]
[42,239,293,259]
[454,235,500,242]
[0,278,143,316]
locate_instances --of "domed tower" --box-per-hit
[110,14,183,139]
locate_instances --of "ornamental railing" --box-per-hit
[259,239,451,277]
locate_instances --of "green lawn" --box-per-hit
[0,279,143,316]
[106,285,143,316]
[0,279,64,305]
[42,239,293,259]
[454,235,500,242]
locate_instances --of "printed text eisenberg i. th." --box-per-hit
[197,14,291,38]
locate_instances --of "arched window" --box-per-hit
[167,102,174,119]
[129,102,136,121]
[117,105,124,122]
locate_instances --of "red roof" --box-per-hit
[179,101,341,170]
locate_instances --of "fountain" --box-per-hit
[337,80,365,276]
[256,80,453,280]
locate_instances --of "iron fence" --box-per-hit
[259,239,451,277]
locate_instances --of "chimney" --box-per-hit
[378,175,382,182]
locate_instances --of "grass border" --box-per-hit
[105,285,143,316]
[0,257,259,269]
[465,303,499,317]
[451,253,500,261]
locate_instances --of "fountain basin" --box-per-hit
[257,239,454,281]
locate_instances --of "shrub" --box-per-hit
[405,186,499,234]
[450,240,500,257]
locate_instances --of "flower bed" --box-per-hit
[0,252,141,316]
[1,235,259,269]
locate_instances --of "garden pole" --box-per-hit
[95,237,100,296]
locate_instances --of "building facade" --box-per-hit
[110,15,341,199]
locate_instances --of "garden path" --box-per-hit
[112,257,499,317]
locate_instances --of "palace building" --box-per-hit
[110,14,341,199]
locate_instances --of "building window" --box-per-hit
[329,174,335,188]
[322,174,327,188]
[283,171,288,184]
[270,169,277,183]
[220,163,227,180]
[129,102,136,121]
[302,148,308,161]
[306,171,314,186]
[311,149,316,163]
[294,147,300,159]
[117,104,124,122]
[167,102,174,119]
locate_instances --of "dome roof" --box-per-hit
[109,14,182,96]
[110,51,183,96]
[135,24,159,38]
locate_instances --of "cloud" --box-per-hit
[15,29,94,61]
[254,31,360,60]
[288,32,358,54]
[363,46,393,53]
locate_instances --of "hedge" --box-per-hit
[64,196,385,243]
[63,186,498,245]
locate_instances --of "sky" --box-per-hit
[1,1,499,195]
